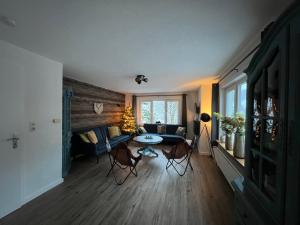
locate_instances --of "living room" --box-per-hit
[0,1,299,225]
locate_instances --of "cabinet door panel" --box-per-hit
[284,15,300,225]
[246,27,288,223]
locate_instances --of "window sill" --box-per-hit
[216,140,245,174]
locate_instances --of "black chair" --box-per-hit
[162,141,193,176]
[106,142,142,185]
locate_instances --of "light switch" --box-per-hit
[29,122,36,131]
[52,118,61,124]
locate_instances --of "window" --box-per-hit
[141,101,151,123]
[167,101,179,124]
[224,79,247,117]
[225,88,235,116]
[153,101,165,123]
[138,96,182,125]
[237,82,247,114]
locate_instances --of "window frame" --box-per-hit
[137,96,182,125]
[222,77,247,118]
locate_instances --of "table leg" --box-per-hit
[137,145,158,157]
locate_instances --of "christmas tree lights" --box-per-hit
[120,106,136,134]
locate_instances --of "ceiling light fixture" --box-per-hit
[0,15,17,27]
[135,74,148,85]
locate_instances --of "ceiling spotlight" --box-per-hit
[135,75,148,84]
[0,15,17,27]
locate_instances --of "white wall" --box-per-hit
[0,40,63,206]
[198,84,212,155]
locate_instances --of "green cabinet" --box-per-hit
[62,86,73,178]
[234,2,300,225]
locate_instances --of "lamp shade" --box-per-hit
[200,113,211,122]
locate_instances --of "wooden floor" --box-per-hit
[0,144,233,225]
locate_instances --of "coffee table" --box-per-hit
[133,135,163,157]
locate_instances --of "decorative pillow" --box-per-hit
[176,127,186,137]
[86,130,98,144]
[157,125,166,134]
[138,127,147,134]
[79,133,90,143]
[108,126,121,139]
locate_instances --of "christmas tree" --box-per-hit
[120,106,136,134]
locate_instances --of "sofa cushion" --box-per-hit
[86,130,98,144]
[157,125,166,134]
[138,126,147,134]
[160,134,185,143]
[108,126,121,138]
[143,124,158,133]
[175,126,186,136]
[79,133,90,143]
[166,124,182,135]
[109,135,131,148]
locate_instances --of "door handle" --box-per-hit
[6,134,20,149]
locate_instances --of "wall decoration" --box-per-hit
[94,102,103,115]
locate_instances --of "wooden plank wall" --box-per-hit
[63,77,125,130]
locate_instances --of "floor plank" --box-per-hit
[0,144,233,225]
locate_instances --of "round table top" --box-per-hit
[133,135,163,145]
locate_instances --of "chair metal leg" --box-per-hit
[166,160,172,169]
[106,153,140,185]
[165,151,193,176]
[106,160,116,177]
[189,160,194,171]
[113,165,139,185]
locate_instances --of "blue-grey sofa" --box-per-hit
[140,124,186,144]
[71,125,131,163]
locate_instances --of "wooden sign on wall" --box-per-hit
[94,103,103,115]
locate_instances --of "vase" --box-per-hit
[225,134,234,151]
[233,134,245,158]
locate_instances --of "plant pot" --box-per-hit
[225,134,234,151]
[220,134,226,143]
[233,134,245,158]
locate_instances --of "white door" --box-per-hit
[0,59,24,218]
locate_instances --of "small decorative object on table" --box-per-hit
[145,135,153,139]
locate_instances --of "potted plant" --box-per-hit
[232,113,245,158]
[214,113,236,150]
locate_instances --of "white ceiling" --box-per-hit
[0,0,292,93]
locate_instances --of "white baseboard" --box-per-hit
[22,178,64,205]
[0,202,23,219]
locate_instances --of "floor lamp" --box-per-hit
[199,113,215,158]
